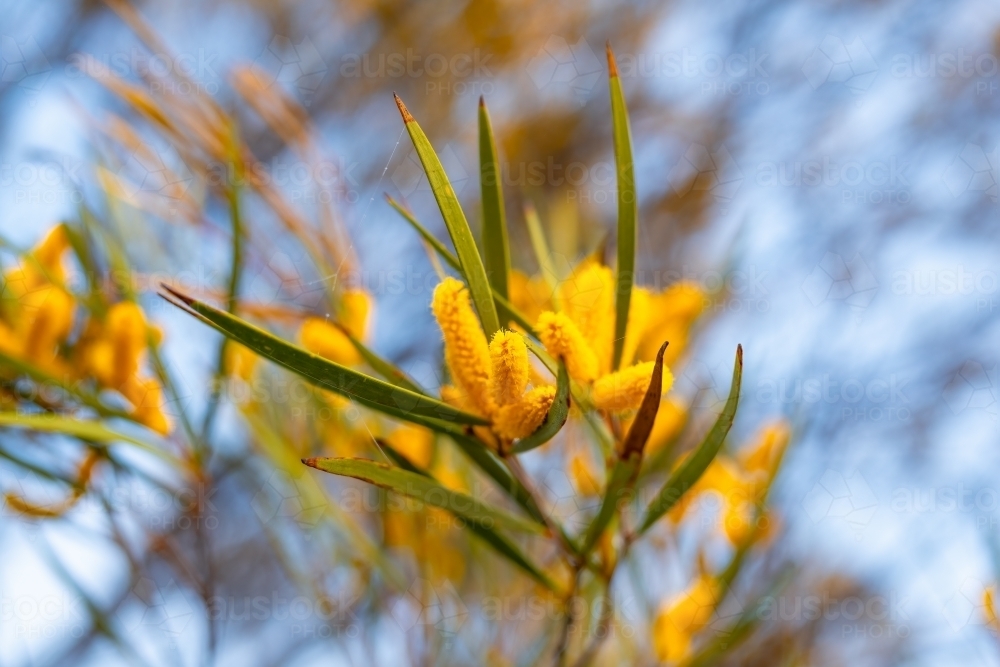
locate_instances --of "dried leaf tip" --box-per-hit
[393,93,414,123]
[606,41,619,78]
[736,343,743,364]
[479,95,485,108]
[302,457,318,468]
[158,283,194,306]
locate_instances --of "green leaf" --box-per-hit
[0,413,175,463]
[478,98,511,300]
[607,44,637,371]
[159,285,488,427]
[639,344,743,534]
[394,94,500,337]
[304,457,545,535]
[579,341,669,552]
[523,203,558,299]
[339,325,427,395]
[511,361,570,453]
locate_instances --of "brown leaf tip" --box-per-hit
[158,282,194,306]
[479,95,485,108]
[393,93,414,123]
[736,343,743,364]
[606,41,619,78]
[302,457,318,468]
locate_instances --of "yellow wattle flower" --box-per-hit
[591,361,672,413]
[225,342,258,382]
[536,311,598,383]
[642,399,687,457]
[299,317,361,366]
[569,451,602,496]
[122,375,171,435]
[339,288,371,339]
[17,285,75,373]
[652,575,719,663]
[558,261,615,375]
[431,277,494,417]
[387,424,434,469]
[493,385,555,440]
[620,286,652,369]
[87,302,149,388]
[509,269,553,325]
[639,282,705,364]
[488,329,529,407]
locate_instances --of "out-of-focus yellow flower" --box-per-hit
[739,420,791,477]
[493,385,555,440]
[652,574,719,663]
[569,450,602,496]
[620,286,652,368]
[489,329,529,407]
[225,342,258,382]
[339,288,371,339]
[558,261,615,376]
[77,301,170,434]
[638,282,706,365]
[642,399,687,458]
[668,456,762,546]
[387,424,434,469]
[0,226,76,375]
[509,269,553,325]
[536,311,598,383]
[985,585,999,630]
[592,361,673,413]
[299,317,361,366]
[432,277,495,417]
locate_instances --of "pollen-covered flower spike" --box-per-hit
[592,361,674,413]
[493,385,556,440]
[488,329,529,407]
[431,277,495,417]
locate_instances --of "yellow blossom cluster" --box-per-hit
[431,277,555,442]
[0,226,170,434]
[298,288,372,367]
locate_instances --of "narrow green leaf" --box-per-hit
[511,361,570,453]
[478,98,511,300]
[639,344,744,534]
[0,413,174,463]
[607,44,637,371]
[338,325,427,395]
[0,350,131,420]
[580,341,669,552]
[304,457,545,535]
[523,203,558,299]
[394,94,500,336]
[159,285,488,427]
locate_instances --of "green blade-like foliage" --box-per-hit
[159,286,488,427]
[339,325,427,395]
[579,341,669,552]
[0,413,173,463]
[512,361,570,454]
[304,457,545,535]
[478,98,511,300]
[394,94,500,337]
[607,44,637,371]
[639,344,744,534]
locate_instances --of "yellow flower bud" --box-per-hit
[509,269,553,324]
[488,329,529,407]
[299,317,361,366]
[122,375,171,435]
[536,311,598,383]
[493,385,555,440]
[639,282,706,363]
[592,361,672,413]
[431,278,494,417]
[620,286,652,369]
[19,285,74,372]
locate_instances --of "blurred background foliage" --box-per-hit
[1,0,1000,665]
